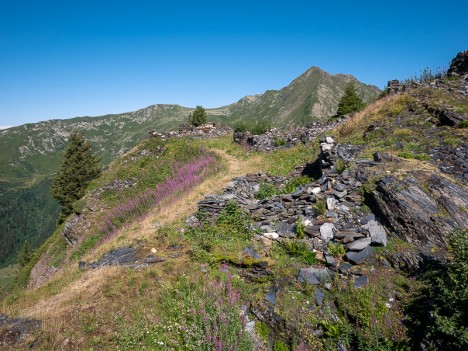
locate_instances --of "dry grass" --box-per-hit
[334,94,403,139]
[0,145,266,333]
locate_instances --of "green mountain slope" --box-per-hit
[214,66,380,126]
[0,66,379,266]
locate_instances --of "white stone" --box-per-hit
[326,197,335,210]
[310,187,321,195]
[320,223,335,242]
[263,232,279,240]
[325,136,335,144]
[303,219,312,226]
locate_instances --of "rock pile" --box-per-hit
[149,122,232,140]
[194,137,390,284]
[233,119,349,152]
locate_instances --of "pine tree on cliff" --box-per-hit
[336,82,365,117]
[51,130,101,223]
[17,240,33,267]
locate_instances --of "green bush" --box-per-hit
[188,105,207,126]
[328,242,346,258]
[295,218,305,239]
[421,229,468,349]
[281,240,317,265]
[256,182,280,199]
[458,120,468,128]
[233,120,271,135]
[313,199,327,215]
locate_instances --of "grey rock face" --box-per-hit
[370,175,468,247]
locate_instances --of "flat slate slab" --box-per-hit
[297,267,332,285]
[345,246,375,264]
[345,237,371,251]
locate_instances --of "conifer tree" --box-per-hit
[51,130,101,223]
[17,241,33,267]
[189,105,207,126]
[336,82,365,117]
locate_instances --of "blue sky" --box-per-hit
[0,0,466,127]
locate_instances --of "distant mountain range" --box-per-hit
[0,66,379,266]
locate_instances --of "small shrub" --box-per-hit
[328,242,346,258]
[233,121,249,133]
[414,153,431,161]
[274,137,287,147]
[397,151,413,159]
[295,218,305,239]
[234,120,271,135]
[458,120,468,128]
[281,240,317,265]
[335,159,347,174]
[255,321,270,342]
[251,120,272,135]
[284,176,312,193]
[256,182,280,199]
[274,339,290,351]
[313,199,327,215]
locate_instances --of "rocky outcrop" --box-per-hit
[0,314,41,349]
[149,122,232,140]
[233,119,348,152]
[447,50,468,77]
[369,173,468,248]
[426,105,466,127]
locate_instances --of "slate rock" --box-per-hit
[325,254,337,267]
[365,219,387,246]
[360,214,375,225]
[277,222,296,238]
[338,262,353,274]
[345,246,374,264]
[334,190,347,199]
[243,247,262,260]
[370,176,450,246]
[297,267,332,285]
[144,255,166,264]
[345,237,372,251]
[265,287,278,305]
[354,275,369,288]
[315,288,324,306]
[334,183,347,192]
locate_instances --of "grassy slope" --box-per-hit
[0,67,380,267]
[1,83,466,350]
